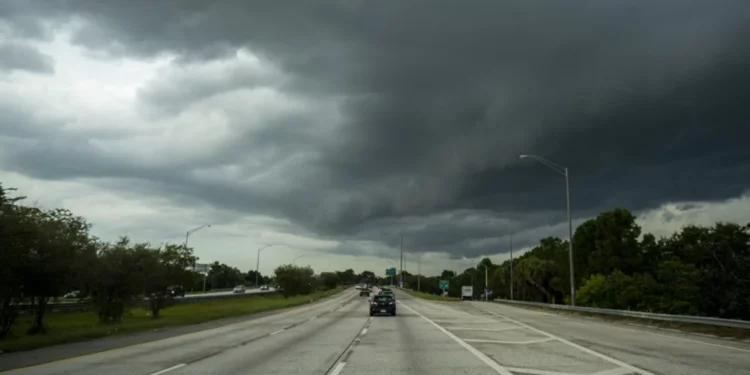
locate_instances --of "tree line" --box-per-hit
[0,184,348,340]
[407,208,750,320]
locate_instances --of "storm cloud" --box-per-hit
[2,1,750,261]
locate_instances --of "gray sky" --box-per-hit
[1,1,749,277]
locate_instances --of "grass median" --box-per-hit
[400,288,459,301]
[0,287,344,353]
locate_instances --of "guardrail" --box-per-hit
[17,289,279,312]
[492,299,750,329]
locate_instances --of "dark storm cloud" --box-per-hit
[0,42,54,74]
[4,1,750,259]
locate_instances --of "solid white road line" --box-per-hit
[472,303,656,375]
[589,367,637,375]
[149,363,186,375]
[431,319,498,324]
[463,338,555,345]
[449,327,522,332]
[328,362,347,375]
[398,301,514,375]
[504,367,581,375]
[270,329,285,336]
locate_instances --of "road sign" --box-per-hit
[385,267,397,276]
[193,263,210,273]
[439,280,449,290]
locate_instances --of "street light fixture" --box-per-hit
[519,154,575,305]
[184,224,211,248]
[255,244,273,286]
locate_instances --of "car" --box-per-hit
[378,289,395,299]
[359,288,371,297]
[370,295,396,316]
[168,285,185,298]
[260,285,269,291]
[233,285,246,294]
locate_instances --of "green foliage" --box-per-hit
[206,262,245,289]
[274,264,316,297]
[318,272,340,290]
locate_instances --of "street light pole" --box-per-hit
[416,254,421,292]
[255,244,273,286]
[509,228,514,301]
[185,224,211,248]
[480,264,488,301]
[400,234,404,288]
[520,154,576,306]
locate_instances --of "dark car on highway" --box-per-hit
[378,289,395,299]
[370,295,396,316]
[360,287,371,297]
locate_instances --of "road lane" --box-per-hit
[1,289,361,375]
[171,291,368,374]
[339,298,502,375]
[393,289,750,375]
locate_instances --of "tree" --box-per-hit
[440,270,456,279]
[319,272,340,290]
[90,238,147,324]
[22,208,96,333]
[274,264,315,297]
[0,184,28,339]
[359,270,375,283]
[207,262,244,289]
[245,270,268,286]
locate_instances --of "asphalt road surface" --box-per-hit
[2,288,749,375]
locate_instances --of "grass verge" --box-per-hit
[0,287,343,353]
[400,288,459,301]
[493,301,750,341]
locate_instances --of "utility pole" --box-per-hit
[400,234,404,288]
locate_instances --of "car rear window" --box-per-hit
[373,296,392,302]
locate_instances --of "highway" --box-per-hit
[2,288,749,375]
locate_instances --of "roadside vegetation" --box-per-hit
[0,287,343,352]
[394,208,749,321]
[0,184,365,351]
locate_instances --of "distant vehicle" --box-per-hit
[370,295,396,316]
[233,285,247,294]
[63,290,81,299]
[360,288,371,297]
[260,285,269,291]
[461,285,473,300]
[355,284,363,290]
[169,286,185,298]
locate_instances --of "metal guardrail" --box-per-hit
[17,289,279,312]
[492,299,750,329]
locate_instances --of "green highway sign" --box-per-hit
[439,280,449,289]
[385,267,397,276]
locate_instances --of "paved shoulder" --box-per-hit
[474,301,750,375]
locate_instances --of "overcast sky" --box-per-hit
[1,1,749,277]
